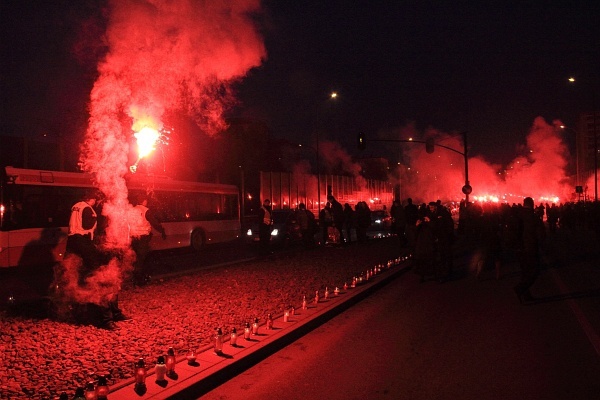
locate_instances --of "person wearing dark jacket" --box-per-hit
[513,197,546,303]
[404,198,419,250]
[328,195,345,244]
[355,201,371,243]
[430,202,455,282]
[343,203,355,244]
[319,202,334,245]
[413,204,437,282]
[296,203,315,248]
[390,200,407,244]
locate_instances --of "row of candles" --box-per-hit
[61,254,410,399]
[55,376,109,399]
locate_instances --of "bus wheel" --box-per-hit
[191,229,205,251]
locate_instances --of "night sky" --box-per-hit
[1,0,599,166]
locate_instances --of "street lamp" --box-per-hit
[314,91,339,210]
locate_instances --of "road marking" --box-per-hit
[549,268,600,357]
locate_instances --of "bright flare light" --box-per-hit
[134,127,161,159]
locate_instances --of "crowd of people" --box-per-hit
[257,195,376,254]
[261,193,600,305]
[410,197,600,303]
[63,188,600,329]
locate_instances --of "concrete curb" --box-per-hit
[109,256,412,399]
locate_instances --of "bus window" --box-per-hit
[6,200,24,229]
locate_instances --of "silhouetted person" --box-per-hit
[513,197,546,303]
[355,201,371,243]
[328,196,345,244]
[404,198,419,250]
[343,203,355,244]
[476,204,503,280]
[413,204,437,282]
[547,203,559,234]
[390,200,407,245]
[295,203,315,248]
[18,227,64,300]
[430,202,455,282]
[320,202,334,245]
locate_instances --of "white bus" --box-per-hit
[0,166,241,269]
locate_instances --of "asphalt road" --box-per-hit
[199,233,600,400]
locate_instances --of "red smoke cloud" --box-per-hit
[319,140,367,189]
[397,117,575,205]
[72,0,265,303]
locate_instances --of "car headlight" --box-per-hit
[375,219,382,224]
[246,229,253,236]
[271,228,279,236]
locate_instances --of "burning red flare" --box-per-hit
[130,124,162,173]
[134,126,160,159]
[73,0,266,306]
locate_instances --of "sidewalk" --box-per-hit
[109,255,413,399]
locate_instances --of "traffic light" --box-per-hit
[425,138,434,153]
[358,132,366,150]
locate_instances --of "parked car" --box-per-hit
[245,209,303,246]
[369,209,392,231]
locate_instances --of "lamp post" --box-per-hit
[316,131,320,212]
[313,91,339,211]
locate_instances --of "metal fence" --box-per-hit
[259,171,393,213]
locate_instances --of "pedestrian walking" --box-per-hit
[430,202,455,282]
[475,203,503,280]
[513,197,546,303]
